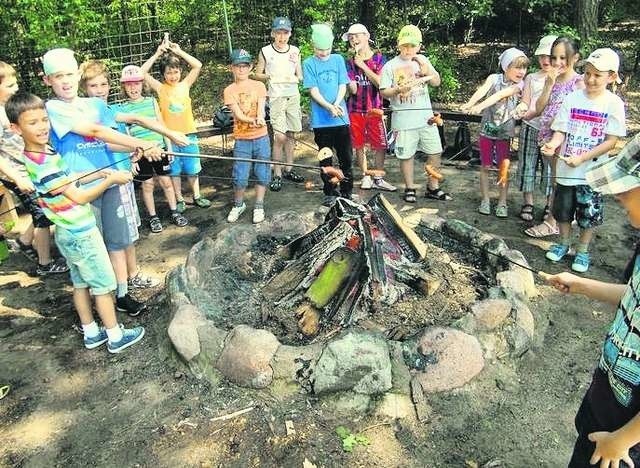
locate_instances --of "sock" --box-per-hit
[577,243,590,253]
[255,201,264,210]
[82,321,100,338]
[106,325,123,343]
[234,199,244,208]
[116,282,128,299]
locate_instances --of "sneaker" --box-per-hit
[360,175,373,189]
[253,207,265,224]
[84,327,108,350]
[227,202,246,223]
[373,178,397,192]
[176,200,186,213]
[107,326,145,354]
[116,294,147,317]
[149,216,163,233]
[571,251,591,273]
[128,272,160,290]
[283,170,304,183]
[269,176,282,192]
[478,199,491,215]
[36,257,70,276]
[170,212,189,227]
[546,243,570,262]
[495,204,508,218]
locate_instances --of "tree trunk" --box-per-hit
[576,0,600,43]
[358,0,375,35]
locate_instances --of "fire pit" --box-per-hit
[166,195,539,416]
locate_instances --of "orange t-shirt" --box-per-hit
[157,82,197,134]
[223,79,268,140]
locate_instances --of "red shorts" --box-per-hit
[479,135,510,167]
[348,112,386,150]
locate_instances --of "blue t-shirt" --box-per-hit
[302,54,350,129]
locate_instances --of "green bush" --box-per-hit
[424,45,460,103]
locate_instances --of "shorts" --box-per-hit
[349,112,386,150]
[1,178,53,229]
[136,155,171,181]
[269,95,303,134]
[553,184,604,229]
[394,126,442,160]
[479,135,510,167]
[169,134,202,176]
[91,185,140,252]
[232,135,271,189]
[515,124,551,194]
[55,225,116,296]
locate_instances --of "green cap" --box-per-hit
[311,24,334,50]
[397,25,422,46]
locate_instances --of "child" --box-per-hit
[6,91,144,353]
[379,24,447,203]
[525,37,584,238]
[461,47,529,217]
[223,49,270,223]
[302,23,353,206]
[544,133,640,467]
[140,40,211,212]
[515,35,557,222]
[254,16,304,192]
[541,48,626,273]
[0,61,68,275]
[343,23,396,192]
[42,48,163,315]
[117,65,189,233]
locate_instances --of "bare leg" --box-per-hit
[141,178,156,217]
[426,153,443,191]
[158,175,177,210]
[255,185,266,204]
[188,175,201,199]
[272,132,286,177]
[19,222,34,246]
[125,245,137,280]
[400,157,415,189]
[558,221,572,243]
[33,227,52,265]
[498,179,509,206]
[283,132,296,172]
[355,147,366,174]
[74,288,118,330]
[172,176,184,202]
[93,293,118,329]
[578,228,594,249]
[108,250,128,287]
[373,148,385,171]
[479,166,490,203]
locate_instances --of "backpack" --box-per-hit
[212,105,233,129]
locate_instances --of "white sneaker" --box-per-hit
[373,178,397,192]
[360,175,373,189]
[252,207,265,224]
[227,202,246,223]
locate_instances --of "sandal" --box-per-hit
[524,220,559,238]
[519,204,534,222]
[403,188,417,203]
[149,216,163,233]
[495,204,508,218]
[478,199,491,215]
[425,188,453,201]
[171,212,189,227]
[176,200,186,213]
[542,204,550,221]
[17,239,38,263]
[269,176,283,192]
[193,196,211,208]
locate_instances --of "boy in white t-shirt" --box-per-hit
[254,17,304,191]
[541,48,626,273]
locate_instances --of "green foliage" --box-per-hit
[335,426,371,452]
[425,45,460,103]
[544,23,599,56]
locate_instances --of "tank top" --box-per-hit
[260,44,300,98]
[157,82,197,134]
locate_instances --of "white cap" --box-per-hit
[534,35,557,56]
[585,48,621,83]
[341,23,369,41]
[42,48,78,76]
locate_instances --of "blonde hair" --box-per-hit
[0,61,16,85]
[509,55,530,69]
[79,60,109,92]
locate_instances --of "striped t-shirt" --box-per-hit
[346,52,385,113]
[115,97,165,146]
[23,149,96,233]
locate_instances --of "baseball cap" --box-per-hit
[397,25,422,46]
[272,17,292,31]
[341,23,369,41]
[311,24,334,50]
[584,48,621,83]
[586,133,640,195]
[534,35,558,56]
[42,48,78,76]
[230,49,252,65]
[120,65,144,83]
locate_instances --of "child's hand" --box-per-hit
[169,131,190,147]
[542,271,582,294]
[156,43,168,55]
[168,42,181,53]
[255,117,266,127]
[564,155,585,168]
[514,102,528,119]
[131,163,140,176]
[353,53,366,70]
[143,146,164,161]
[16,176,35,194]
[108,170,133,186]
[545,67,559,85]
[329,104,344,118]
[469,105,482,115]
[588,431,635,468]
[540,143,558,158]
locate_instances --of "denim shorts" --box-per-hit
[169,134,202,176]
[91,185,139,251]
[553,183,604,229]
[55,225,116,295]
[232,135,271,189]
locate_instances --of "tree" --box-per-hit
[576,0,600,42]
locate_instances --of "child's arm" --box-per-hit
[154,99,174,155]
[516,75,534,120]
[468,84,521,115]
[167,43,202,87]
[413,56,440,87]
[540,130,565,157]
[0,159,35,193]
[140,44,167,93]
[70,121,163,161]
[309,87,344,117]
[534,68,561,115]
[460,75,494,112]
[114,112,189,147]
[295,53,303,82]
[544,271,627,305]
[565,135,619,168]
[353,55,381,88]
[63,170,132,205]
[253,51,269,83]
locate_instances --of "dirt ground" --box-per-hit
[1,86,640,466]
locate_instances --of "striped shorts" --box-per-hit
[515,123,551,194]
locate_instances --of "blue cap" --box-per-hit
[230,49,252,65]
[272,17,292,31]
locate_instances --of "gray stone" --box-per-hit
[271,343,324,381]
[420,214,446,231]
[185,237,219,286]
[388,341,412,395]
[503,249,537,298]
[415,327,485,393]
[484,238,509,268]
[496,270,527,300]
[514,300,535,339]
[258,211,310,238]
[167,304,208,362]
[505,323,532,357]
[471,299,512,330]
[190,323,228,385]
[216,325,280,389]
[443,219,485,245]
[166,266,191,312]
[487,286,507,300]
[313,331,392,395]
[452,313,478,334]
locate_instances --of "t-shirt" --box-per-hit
[223,79,268,140]
[0,104,28,180]
[157,81,197,134]
[379,54,434,131]
[346,52,385,113]
[115,97,165,147]
[522,71,546,130]
[552,89,626,186]
[46,97,116,186]
[538,73,582,144]
[479,73,524,140]
[303,54,350,129]
[23,149,96,233]
[261,44,300,98]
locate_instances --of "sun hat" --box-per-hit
[341,23,369,42]
[586,133,640,195]
[42,48,78,76]
[534,35,558,56]
[120,65,144,83]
